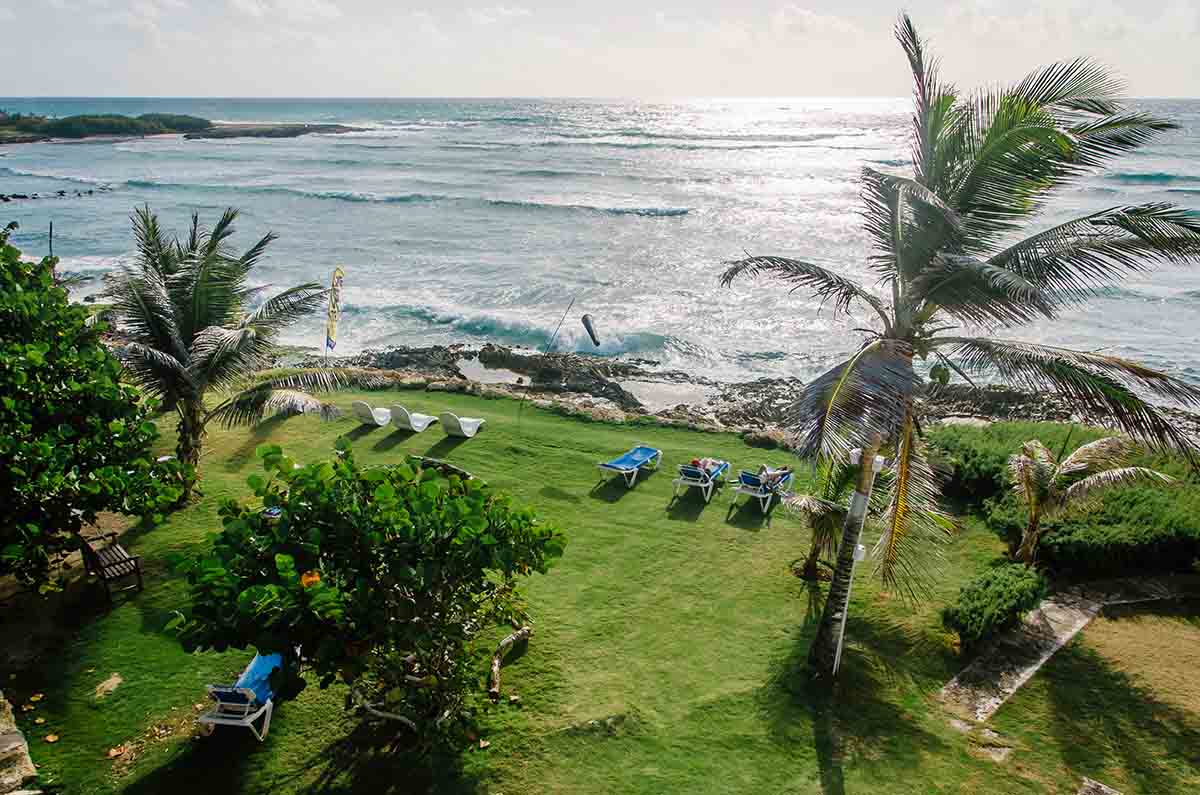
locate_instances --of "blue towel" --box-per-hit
[681,461,729,482]
[604,446,659,470]
[233,652,282,706]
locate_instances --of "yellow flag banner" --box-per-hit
[325,266,345,352]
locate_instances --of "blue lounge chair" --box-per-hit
[733,468,793,513]
[597,445,662,488]
[199,652,282,741]
[672,460,730,504]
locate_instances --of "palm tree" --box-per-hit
[786,459,892,580]
[1009,435,1172,565]
[721,15,1200,677]
[105,207,339,496]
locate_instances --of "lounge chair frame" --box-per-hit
[597,444,662,488]
[732,470,793,514]
[440,412,486,438]
[671,461,729,504]
[351,401,391,427]
[199,686,273,742]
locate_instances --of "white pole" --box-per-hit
[832,449,885,676]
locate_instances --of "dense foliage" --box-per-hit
[0,232,184,589]
[172,442,566,750]
[931,422,1199,577]
[942,563,1048,648]
[0,111,211,139]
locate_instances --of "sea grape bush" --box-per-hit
[0,232,185,589]
[942,563,1048,649]
[171,442,566,751]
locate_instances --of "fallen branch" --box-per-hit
[348,686,418,732]
[488,625,532,702]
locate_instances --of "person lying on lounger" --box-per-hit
[757,465,792,488]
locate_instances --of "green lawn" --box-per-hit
[4,389,1197,793]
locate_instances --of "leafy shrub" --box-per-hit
[927,421,1103,506]
[931,420,1200,578]
[172,442,566,752]
[0,232,184,588]
[942,563,1048,648]
[136,113,211,132]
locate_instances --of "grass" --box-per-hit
[2,390,1197,793]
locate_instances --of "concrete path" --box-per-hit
[939,575,1200,723]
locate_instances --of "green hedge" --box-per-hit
[930,421,1200,578]
[25,113,211,139]
[942,563,1048,648]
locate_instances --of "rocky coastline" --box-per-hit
[184,123,364,140]
[292,343,1200,444]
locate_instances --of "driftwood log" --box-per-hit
[488,625,532,701]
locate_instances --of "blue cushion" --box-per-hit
[233,652,282,706]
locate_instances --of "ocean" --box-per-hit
[3,97,1200,387]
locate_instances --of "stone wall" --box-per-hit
[0,690,36,794]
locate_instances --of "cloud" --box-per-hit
[466,5,529,26]
[0,6,14,21]
[772,4,859,38]
[228,0,340,23]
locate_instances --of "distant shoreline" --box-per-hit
[0,115,363,146]
[184,122,364,139]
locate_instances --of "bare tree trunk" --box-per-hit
[808,437,882,679]
[176,399,205,500]
[488,625,531,701]
[1016,516,1041,566]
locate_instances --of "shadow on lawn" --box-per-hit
[425,436,469,459]
[1041,621,1200,793]
[724,498,773,531]
[121,722,483,795]
[588,474,651,503]
[373,429,415,452]
[758,618,950,795]
[665,491,708,522]
[225,414,296,471]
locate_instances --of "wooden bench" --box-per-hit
[81,532,143,602]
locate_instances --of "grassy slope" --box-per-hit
[5,390,1197,793]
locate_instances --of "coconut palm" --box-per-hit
[786,458,892,580]
[1009,436,1172,565]
[105,207,339,496]
[721,15,1200,676]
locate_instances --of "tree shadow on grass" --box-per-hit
[224,414,295,472]
[758,618,950,795]
[538,485,581,504]
[372,429,415,453]
[1040,626,1200,793]
[121,721,483,795]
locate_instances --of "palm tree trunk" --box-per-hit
[808,437,882,678]
[1016,516,1041,566]
[176,399,205,500]
[797,545,823,580]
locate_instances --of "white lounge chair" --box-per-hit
[198,652,281,742]
[351,401,391,427]
[389,405,438,433]
[440,412,486,438]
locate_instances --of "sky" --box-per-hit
[1,0,1198,97]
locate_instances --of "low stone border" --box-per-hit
[940,575,1200,724]
[0,691,36,794]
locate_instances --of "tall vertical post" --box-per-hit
[809,435,885,678]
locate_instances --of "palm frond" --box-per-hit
[131,204,178,275]
[986,205,1200,304]
[914,253,1056,326]
[117,342,195,398]
[207,387,339,429]
[189,325,273,392]
[241,283,327,333]
[1061,466,1174,512]
[862,167,962,230]
[894,13,959,188]
[1056,435,1134,477]
[787,340,919,459]
[720,256,891,330]
[104,265,189,363]
[940,337,1200,459]
[1068,113,1178,168]
[873,414,953,599]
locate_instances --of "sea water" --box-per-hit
[2,97,1199,386]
